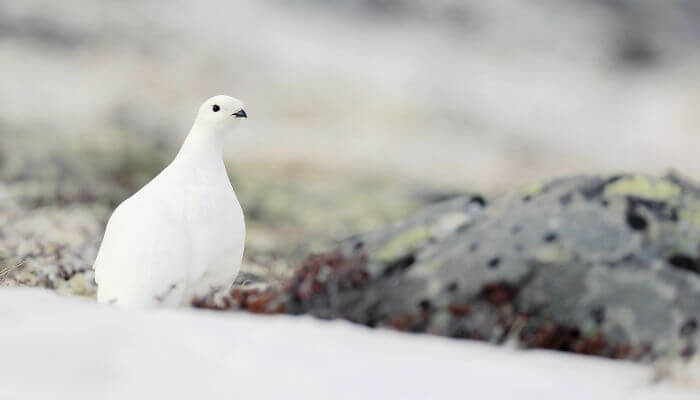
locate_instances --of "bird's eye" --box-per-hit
[212,104,220,112]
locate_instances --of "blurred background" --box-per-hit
[3,0,700,285]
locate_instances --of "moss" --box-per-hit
[604,176,681,201]
[376,227,431,262]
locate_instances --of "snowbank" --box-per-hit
[0,289,694,399]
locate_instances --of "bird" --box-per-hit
[94,95,247,307]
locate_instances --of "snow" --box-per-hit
[0,289,694,400]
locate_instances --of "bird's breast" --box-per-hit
[184,186,244,264]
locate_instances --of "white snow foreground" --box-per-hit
[0,289,695,400]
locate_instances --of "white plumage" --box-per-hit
[94,95,247,307]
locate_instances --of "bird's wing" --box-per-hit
[94,197,191,307]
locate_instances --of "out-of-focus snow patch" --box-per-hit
[0,289,695,400]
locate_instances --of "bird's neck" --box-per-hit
[173,125,225,171]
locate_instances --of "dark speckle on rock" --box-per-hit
[456,223,470,233]
[559,192,573,206]
[445,281,459,292]
[469,195,486,207]
[668,254,699,274]
[681,319,698,337]
[669,208,679,222]
[383,253,416,276]
[591,307,606,324]
[626,211,647,231]
[544,232,558,242]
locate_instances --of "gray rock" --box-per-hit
[204,174,700,361]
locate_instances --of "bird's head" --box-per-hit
[194,95,247,133]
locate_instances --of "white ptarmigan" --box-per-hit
[94,95,247,307]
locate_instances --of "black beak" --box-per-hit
[233,109,247,118]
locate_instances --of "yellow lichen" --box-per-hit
[375,227,431,262]
[415,260,442,272]
[533,244,572,265]
[406,259,443,279]
[68,273,94,297]
[679,202,700,230]
[430,212,471,239]
[522,181,542,197]
[604,176,681,200]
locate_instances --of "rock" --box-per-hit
[199,174,700,362]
